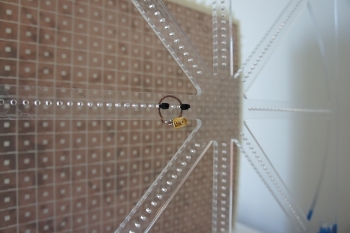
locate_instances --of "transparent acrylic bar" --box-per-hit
[114,0,238,232]
[212,0,234,76]
[235,0,307,87]
[0,84,162,120]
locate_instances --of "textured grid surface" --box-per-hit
[0,0,239,232]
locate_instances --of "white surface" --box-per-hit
[233,223,264,233]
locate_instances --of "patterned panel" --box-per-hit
[0,0,239,232]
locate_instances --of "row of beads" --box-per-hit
[0,98,162,109]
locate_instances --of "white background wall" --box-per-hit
[227,0,350,232]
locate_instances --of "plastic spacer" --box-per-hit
[180,104,190,110]
[158,103,170,109]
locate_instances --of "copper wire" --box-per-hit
[158,95,183,124]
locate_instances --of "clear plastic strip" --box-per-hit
[235,0,307,90]
[0,84,240,121]
[243,99,332,120]
[305,2,338,227]
[332,0,339,230]
[0,84,196,120]
[212,0,234,76]
[115,120,209,233]
[131,0,213,95]
[212,141,235,233]
[235,122,309,232]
